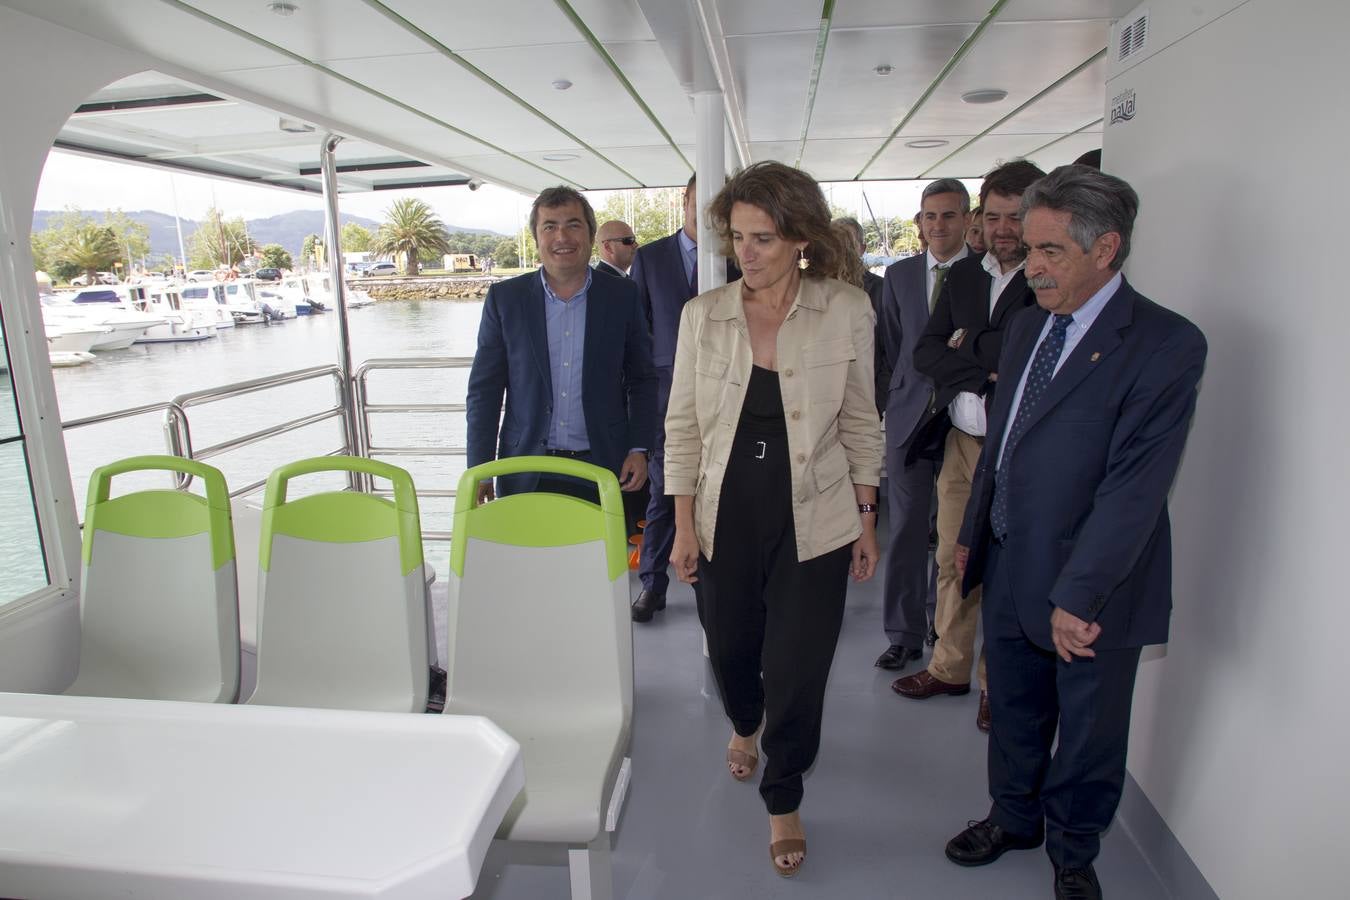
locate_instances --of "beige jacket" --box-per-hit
[664,276,883,562]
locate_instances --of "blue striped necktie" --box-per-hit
[990,314,1073,540]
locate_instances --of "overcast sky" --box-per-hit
[36,150,971,237]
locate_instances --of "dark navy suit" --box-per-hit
[958,278,1206,868]
[629,232,736,595]
[465,270,656,497]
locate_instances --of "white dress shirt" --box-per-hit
[948,251,1025,437]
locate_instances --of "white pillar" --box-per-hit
[692,90,729,293]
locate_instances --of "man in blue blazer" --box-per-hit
[466,187,656,502]
[874,179,972,670]
[944,166,1207,900]
[629,175,737,622]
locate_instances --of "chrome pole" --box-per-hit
[319,134,362,488]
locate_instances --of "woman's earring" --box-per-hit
[797,247,809,270]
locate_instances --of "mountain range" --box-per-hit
[30,209,504,262]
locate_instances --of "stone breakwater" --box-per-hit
[349,275,497,300]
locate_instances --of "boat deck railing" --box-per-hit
[62,358,473,542]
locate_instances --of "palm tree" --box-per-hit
[371,198,452,276]
[57,224,120,284]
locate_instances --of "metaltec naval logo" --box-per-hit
[1110,89,1136,125]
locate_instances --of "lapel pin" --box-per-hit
[1090,352,1101,362]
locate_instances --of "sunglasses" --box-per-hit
[602,236,637,246]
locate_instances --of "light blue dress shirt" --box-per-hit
[542,269,591,451]
[996,272,1122,469]
[677,229,697,287]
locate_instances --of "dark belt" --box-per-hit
[544,448,590,459]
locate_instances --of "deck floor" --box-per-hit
[462,515,1169,900]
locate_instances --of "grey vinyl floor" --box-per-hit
[465,523,1169,900]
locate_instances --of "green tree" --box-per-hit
[259,243,293,270]
[491,237,519,268]
[371,198,452,276]
[188,207,257,268]
[301,233,321,268]
[32,207,91,281]
[593,188,684,251]
[103,209,151,271]
[340,222,372,252]
[56,223,121,284]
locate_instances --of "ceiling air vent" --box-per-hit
[1117,10,1149,62]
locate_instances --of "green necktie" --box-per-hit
[930,264,949,313]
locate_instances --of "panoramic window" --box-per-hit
[0,303,51,604]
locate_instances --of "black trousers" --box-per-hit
[982,540,1143,869]
[696,426,852,816]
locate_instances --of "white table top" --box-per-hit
[0,692,523,899]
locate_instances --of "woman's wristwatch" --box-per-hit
[857,503,878,514]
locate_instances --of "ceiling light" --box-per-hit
[874,64,893,77]
[905,139,949,149]
[542,152,579,162]
[961,88,1008,104]
[268,1,298,16]
[551,79,573,91]
[278,117,315,133]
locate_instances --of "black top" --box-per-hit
[740,365,787,436]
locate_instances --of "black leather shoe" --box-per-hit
[631,589,666,623]
[874,644,922,670]
[1054,864,1102,900]
[945,819,1043,867]
[926,626,939,647]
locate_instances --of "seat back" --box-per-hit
[68,455,239,703]
[444,456,632,734]
[247,456,429,712]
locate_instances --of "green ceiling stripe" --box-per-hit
[553,0,693,173]
[854,0,1010,180]
[364,0,645,187]
[1022,117,1104,160]
[793,0,836,169]
[157,0,580,187]
[918,48,1107,178]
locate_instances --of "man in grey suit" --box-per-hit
[874,179,972,669]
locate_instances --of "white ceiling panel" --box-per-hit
[514,149,641,189]
[989,55,1109,134]
[602,40,698,145]
[798,139,894,181]
[1001,0,1142,23]
[1024,131,1103,171]
[808,24,976,141]
[899,20,1110,137]
[924,133,1059,178]
[720,0,831,36]
[862,135,981,181]
[458,42,669,151]
[188,0,426,64]
[384,0,591,51]
[748,142,802,165]
[600,145,693,188]
[324,54,566,152]
[563,0,658,42]
[729,32,821,143]
[833,2,1002,29]
[442,153,581,192]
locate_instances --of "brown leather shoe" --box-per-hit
[891,669,971,699]
[976,690,991,732]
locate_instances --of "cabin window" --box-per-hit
[0,305,51,602]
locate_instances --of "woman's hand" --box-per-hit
[670,526,701,584]
[850,521,880,582]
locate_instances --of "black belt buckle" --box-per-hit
[754,440,766,459]
[545,448,587,459]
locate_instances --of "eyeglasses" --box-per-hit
[602,236,637,246]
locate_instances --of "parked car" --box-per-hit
[186,270,216,282]
[254,267,282,281]
[364,262,398,277]
[69,271,118,286]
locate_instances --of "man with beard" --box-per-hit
[891,160,1044,733]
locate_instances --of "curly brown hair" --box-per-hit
[707,161,850,281]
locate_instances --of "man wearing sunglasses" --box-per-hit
[595,220,637,278]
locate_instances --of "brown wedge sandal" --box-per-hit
[726,748,759,782]
[770,839,807,878]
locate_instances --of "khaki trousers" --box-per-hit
[929,427,987,689]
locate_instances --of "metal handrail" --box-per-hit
[354,357,473,501]
[61,400,189,492]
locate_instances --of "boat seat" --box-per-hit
[444,457,633,900]
[66,455,239,703]
[246,456,430,713]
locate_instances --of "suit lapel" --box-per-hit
[525,274,551,393]
[666,234,693,301]
[987,306,1044,452]
[582,276,606,395]
[1013,281,1134,439]
[989,271,1029,327]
